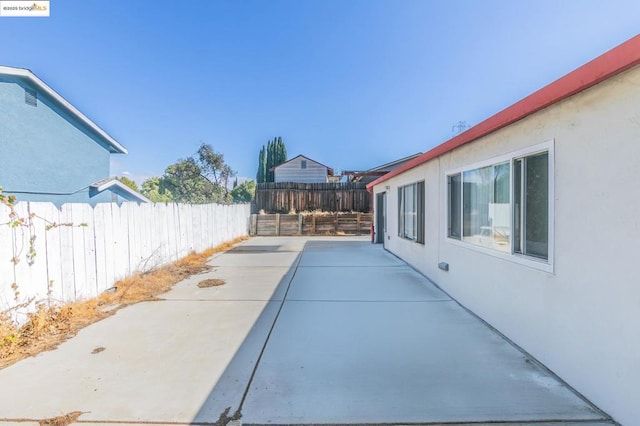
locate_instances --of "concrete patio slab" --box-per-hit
[241,300,605,424]
[163,265,294,302]
[287,264,450,302]
[0,236,613,425]
[0,299,280,423]
[299,238,405,267]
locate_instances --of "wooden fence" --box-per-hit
[0,202,251,319]
[255,182,371,213]
[250,213,372,236]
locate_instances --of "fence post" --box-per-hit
[357,212,361,235]
[312,214,316,234]
[250,214,257,236]
[334,213,338,233]
[275,213,280,236]
[298,213,303,235]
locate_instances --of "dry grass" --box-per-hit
[39,411,84,426]
[198,278,226,288]
[0,236,247,371]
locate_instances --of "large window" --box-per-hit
[398,181,425,243]
[447,147,550,262]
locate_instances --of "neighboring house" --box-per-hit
[368,35,640,425]
[343,152,422,184]
[89,177,149,205]
[0,66,148,206]
[273,155,335,183]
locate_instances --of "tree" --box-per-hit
[196,143,234,194]
[259,136,287,183]
[140,177,173,203]
[257,146,266,183]
[148,143,235,204]
[116,176,139,192]
[231,180,256,202]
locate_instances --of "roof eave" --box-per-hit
[91,179,150,203]
[367,34,640,191]
[0,66,127,154]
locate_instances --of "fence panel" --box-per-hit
[252,213,372,236]
[255,182,371,213]
[0,202,251,315]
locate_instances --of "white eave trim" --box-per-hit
[91,179,150,203]
[0,66,127,154]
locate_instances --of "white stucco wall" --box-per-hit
[274,156,329,183]
[373,65,640,425]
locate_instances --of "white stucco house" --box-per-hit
[273,155,335,183]
[368,34,640,425]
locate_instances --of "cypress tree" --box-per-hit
[279,137,287,164]
[257,145,266,183]
[266,139,274,182]
[261,137,288,183]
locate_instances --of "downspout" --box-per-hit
[368,185,374,243]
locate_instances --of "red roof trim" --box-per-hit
[367,34,640,191]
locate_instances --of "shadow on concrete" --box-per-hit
[191,243,302,424]
[191,237,614,426]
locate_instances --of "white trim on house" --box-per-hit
[272,154,334,175]
[90,178,150,203]
[0,66,127,154]
[443,140,554,273]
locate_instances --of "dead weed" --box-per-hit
[0,236,246,370]
[39,411,83,426]
[198,278,226,288]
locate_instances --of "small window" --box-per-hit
[25,88,37,107]
[301,160,307,169]
[448,174,461,239]
[398,181,425,243]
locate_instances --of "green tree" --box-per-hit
[196,143,234,191]
[257,146,266,183]
[262,136,287,183]
[154,143,235,204]
[140,177,173,203]
[231,180,256,202]
[116,176,139,192]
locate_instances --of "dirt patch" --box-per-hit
[39,411,83,425]
[91,346,105,354]
[198,278,226,288]
[0,236,247,371]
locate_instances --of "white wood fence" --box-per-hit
[0,202,251,319]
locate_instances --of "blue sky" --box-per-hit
[1,0,638,183]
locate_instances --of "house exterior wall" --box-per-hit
[372,65,640,425]
[0,77,112,205]
[274,157,328,183]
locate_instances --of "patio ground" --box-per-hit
[0,236,614,425]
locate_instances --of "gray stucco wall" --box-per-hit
[0,77,113,205]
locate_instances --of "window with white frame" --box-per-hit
[447,146,550,262]
[398,181,425,243]
[513,152,549,259]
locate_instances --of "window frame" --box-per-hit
[398,180,425,244]
[444,140,554,273]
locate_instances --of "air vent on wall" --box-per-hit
[25,88,37,107]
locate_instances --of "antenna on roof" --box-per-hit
[452,120,470,135]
